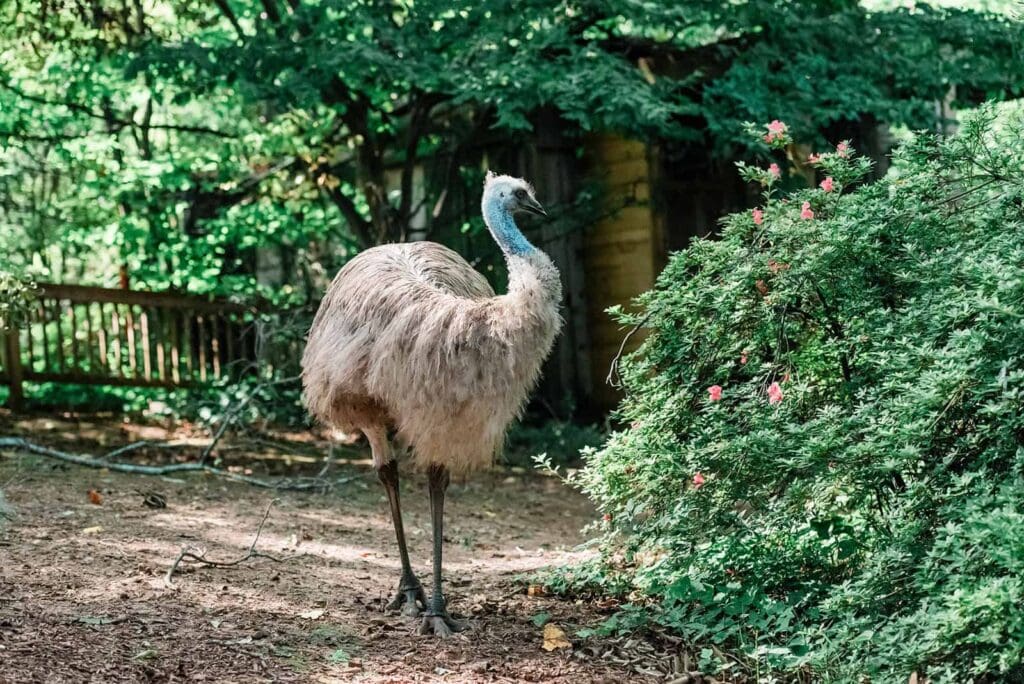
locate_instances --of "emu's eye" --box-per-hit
[514,188,527,199]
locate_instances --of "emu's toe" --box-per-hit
[418,612,468,638]
[386,583,427,618]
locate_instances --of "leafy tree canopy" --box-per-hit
[1,0,1020,298]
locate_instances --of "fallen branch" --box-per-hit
[0,437,359,491]
[165,499,282,587]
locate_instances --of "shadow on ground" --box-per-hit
[0,414,666,683]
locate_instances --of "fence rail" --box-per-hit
[0,283,258,409]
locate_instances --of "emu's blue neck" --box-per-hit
[484,196,535,257]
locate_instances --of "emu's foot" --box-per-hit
[386,582,427,618]
[418,611,468,638]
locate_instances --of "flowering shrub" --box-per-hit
[562,106,1024,682]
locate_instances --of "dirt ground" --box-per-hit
[0,413,679,683]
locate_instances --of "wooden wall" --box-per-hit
[583,136,662,411]
[526,109,592,415]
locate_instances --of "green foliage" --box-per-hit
[569,105,1024,681]
[2,1,1021,306]
[0,271,37,331]
[506,418,604,467]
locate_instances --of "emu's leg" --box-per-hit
[419,464,468,637]
[366,428,426,618]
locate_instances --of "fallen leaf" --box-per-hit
[542,623,572,651]
[76,615,117,625]
[88,490,103,505]
[299,608,325,620]
[81,526,104,535]
[531,611,552,627]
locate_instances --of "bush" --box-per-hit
[567,106,1024,682]
[0,271,36,331]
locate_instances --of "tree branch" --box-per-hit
[321,183,374,249]
[212,0,246,40]
[0,437,356,491]
[0,80,235,138]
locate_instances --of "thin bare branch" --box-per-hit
[606,311,654,388]
[0,437,356,491]
[0,80,236,138]
[165,499,283,587]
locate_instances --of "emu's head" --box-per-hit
[482,171,546,217]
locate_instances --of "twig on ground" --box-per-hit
[0,437,361,491]
[316,442,335,479]
[165,499,282,587]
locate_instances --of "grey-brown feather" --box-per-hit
[302,239,562,474]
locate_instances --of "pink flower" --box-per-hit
[707,385,723,402]
[820,177,834,193]
[807,153,822,164]
[768,382,784,405]
[692,472,706,489]
[768,163,781,179]
[752,208,764,225]
[836,142,849,158]
[763,120,788,144]
[740,353,748,365]
[800,201,814,220]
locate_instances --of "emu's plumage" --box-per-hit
[302,177,561,474]
[300,173,560,636]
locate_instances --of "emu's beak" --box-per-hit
[520,195,547,217]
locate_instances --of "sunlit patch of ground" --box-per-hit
[0,413,671,683]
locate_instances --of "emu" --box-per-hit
[301,172,562,636]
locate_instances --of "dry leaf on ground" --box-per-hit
[542,623,572,651]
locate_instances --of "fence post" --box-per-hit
[4,328,24,411]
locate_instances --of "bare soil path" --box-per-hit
[0,414,665,683]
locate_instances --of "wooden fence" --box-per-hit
[0,283,258,410]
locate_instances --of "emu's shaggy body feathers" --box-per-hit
[301,241,561,474]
